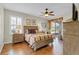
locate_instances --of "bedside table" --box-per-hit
[13,33,24,43]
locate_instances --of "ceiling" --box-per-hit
[0,3,72,20]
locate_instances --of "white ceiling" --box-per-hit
[1,3,72,20]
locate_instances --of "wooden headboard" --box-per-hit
[24,26,38,34]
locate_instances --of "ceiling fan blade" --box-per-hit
[49,11,53,13]
[40,15,44,16]
[41,8,55,16]
[41,12,44,14]
[40,12,45,15]
[48,13,55,16]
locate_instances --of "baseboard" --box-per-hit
[4,41,12,44]
[0,44,4,53]
[0,41,12,53]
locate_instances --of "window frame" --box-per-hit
[10,16,23,34]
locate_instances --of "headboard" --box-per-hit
[24,26,38,34]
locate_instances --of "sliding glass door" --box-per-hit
[50,22,60,35]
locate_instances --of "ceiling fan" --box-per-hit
[41,8,55,17]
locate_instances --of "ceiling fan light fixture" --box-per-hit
[45,14,48,17]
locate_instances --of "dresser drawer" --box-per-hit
[13,34,24,43]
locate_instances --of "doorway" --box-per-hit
[48,17,63,39]
[50,22,60,35]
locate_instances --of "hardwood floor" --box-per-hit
[1,38,63,55]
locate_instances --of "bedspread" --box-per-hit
[25,34,53,46]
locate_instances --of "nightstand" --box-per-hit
[13,33,24,43]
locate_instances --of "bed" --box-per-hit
[24,26,54,51]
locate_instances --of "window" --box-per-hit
[10,16,22,34]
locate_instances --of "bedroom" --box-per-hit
[0,3,73,55]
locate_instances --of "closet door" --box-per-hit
[0,8,4,53]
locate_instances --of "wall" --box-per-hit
[0,6,4,53]
[4,9,47,44]
[62,4,72,22]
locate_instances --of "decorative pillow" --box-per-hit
[25,30,28,34]
[35,36,41,42]
[48,34,52,39]
[40,35,45,40]
[44,35,48,40]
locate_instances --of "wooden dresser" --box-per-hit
[13,33,24,43]
[63,21,79,55]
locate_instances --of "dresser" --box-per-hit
[63,21,79,55]
[13,33,24,43]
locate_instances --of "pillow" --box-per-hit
[48,34,52,39]
[25,30,28,34]
[40,35,44,40]
[35,36,41,42]
[44,34,48,40]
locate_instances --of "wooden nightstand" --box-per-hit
[13,33,24,43]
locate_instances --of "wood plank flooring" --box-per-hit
[1,38,63,55]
